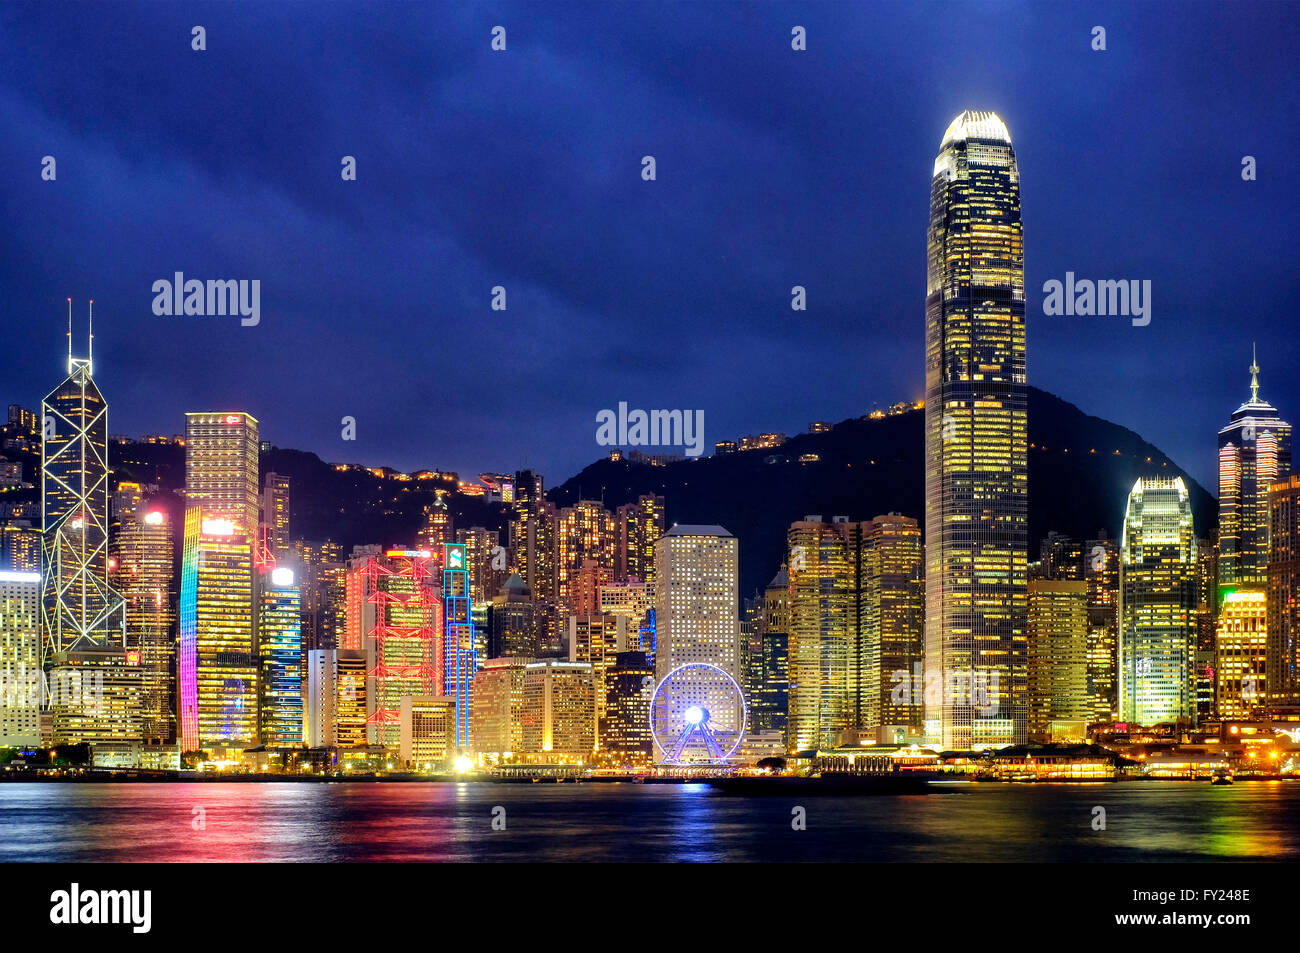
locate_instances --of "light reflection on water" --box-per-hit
[0,780,1295,862]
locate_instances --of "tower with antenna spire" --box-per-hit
[1217,347,1291,597]
[41,300,141,744]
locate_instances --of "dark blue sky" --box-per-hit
[2,1,1296,492]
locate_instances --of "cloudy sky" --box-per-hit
[2,1,1296,491]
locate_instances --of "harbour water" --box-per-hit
[0,780,1296,862]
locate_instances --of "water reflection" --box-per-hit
[0,780,1295,862]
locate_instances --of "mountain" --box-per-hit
[551,386,1216,600]
[5,387,1210,600]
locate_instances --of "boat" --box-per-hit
[1210,767,1233,785]
[705,773,936,796]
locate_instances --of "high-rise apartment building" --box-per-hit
[261,472,291,560]
[615,494,665,583]
[924,111,1027,749]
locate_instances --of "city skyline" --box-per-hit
[3,3,1300,893]
[2,2,1297,489]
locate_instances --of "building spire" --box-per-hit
[66,297,73,372]
[88,298,94,373]
[1250,343,1260,403]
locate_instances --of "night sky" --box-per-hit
[2,1,1296,492]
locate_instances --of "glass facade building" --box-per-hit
[1120,478,1197,726]
[923,111,1027,748]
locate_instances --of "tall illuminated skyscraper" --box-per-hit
[184,413,261,534]
[1120,478,1196,726]
[110,505,176,742]
[860,514,925,734]
[258,566,303,746]
[347,548,442,751]
[1266,475,1300,707]
[510,470,560,655]
[1218,352,1290,597]
[924,111,1027,748]
[786,518,852,751]
[178,508,257,750]
[179,412,261,751]
[615,494,665,583]
[41,313,142,744]
[40,315,127,662]
[261,472,291,561]
[653,525,739,695]
[443,542,476,748]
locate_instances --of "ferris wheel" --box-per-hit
[650,663,747,765]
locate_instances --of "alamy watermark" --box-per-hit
[1042,272,1150,327]
[595,402,704,457]
[890,664,1001,715]
[152,273,260,326]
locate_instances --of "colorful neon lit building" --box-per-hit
[259,567,303,746]
[178,507,258,750]
[110,505,175,742]
[346,549,442,751]
[1216,590,1267,719]
[443,542,476,747]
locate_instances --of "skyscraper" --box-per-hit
[178,508,257,750]
[110,505,176,742]
[184,413,261,535]
[615,494,665,583]
[1120,478,1197,726]
[860,514,925,734]
[653,525,739,685]
[924,111,1027,748]
[261,472,291,561]
[1266,475,1300,707]
[786,518,852,751]
[179,412,261,752]
[1215,590,1266,719]
[40,318,127,663]
[1218,352,1291,596]
[1027,579,1090,741]
[258,566,304,746]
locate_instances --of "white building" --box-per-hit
[653,524,739,682]
[0,570,41,745]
